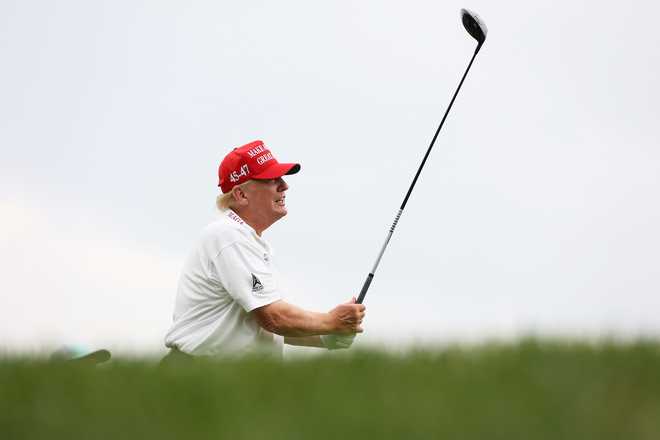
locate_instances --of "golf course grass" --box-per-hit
[2,339,660,439]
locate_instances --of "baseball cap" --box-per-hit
[218,140,301,193]
[50,345,112,364]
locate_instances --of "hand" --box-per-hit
[327,297,366,334]
[321,333,356,350]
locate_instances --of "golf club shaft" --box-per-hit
[356,47,480,305]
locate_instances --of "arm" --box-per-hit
[251,299,364,338]
[252,300,331,337]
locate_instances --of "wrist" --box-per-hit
[318,312,335,334]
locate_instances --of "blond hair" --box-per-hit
[216,180,254,211]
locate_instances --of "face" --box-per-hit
[242,177,289,228]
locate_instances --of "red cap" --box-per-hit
[218,140,301,193]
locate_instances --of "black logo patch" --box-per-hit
[252,274,264,293]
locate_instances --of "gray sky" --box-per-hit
[1,0,659,355]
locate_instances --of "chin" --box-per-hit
[270,207,287,221]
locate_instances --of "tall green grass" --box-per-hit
[2,340,660,439]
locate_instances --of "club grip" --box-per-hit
[356,273,374,304]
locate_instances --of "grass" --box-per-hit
[2,339,660,439]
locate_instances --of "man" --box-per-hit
[163,140,365,359]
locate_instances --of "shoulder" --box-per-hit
[198,216,248,254]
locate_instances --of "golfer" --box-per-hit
[163,140,365,359]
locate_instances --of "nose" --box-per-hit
[277,177,288,192]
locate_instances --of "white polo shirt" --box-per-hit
[164,209,283,356]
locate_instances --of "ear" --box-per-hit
[231,185,249,207]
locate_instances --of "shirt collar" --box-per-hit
[224,209,255,233]
[222,209,273,253]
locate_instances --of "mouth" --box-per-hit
[275,196,286,207]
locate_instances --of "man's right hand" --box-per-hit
[327,297,366,334]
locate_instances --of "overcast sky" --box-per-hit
[1,0,659,355]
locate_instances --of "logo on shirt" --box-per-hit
[252,274,264,293]
[227,210,245,225]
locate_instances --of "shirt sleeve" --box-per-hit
[211,241,281,312]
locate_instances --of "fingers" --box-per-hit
[341,306,365,322]
[331,299,367,334]
[353,306,366,323]
[342,326,363,334]
[347,304,366,327]
[338,322,363,334]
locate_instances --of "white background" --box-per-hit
[1,0,658,355]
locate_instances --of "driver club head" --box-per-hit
[461,8,488,51]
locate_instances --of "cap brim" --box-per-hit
[253,162,301,179]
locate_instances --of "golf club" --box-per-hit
[356,8,487,304]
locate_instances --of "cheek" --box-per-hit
[260,195,276,208]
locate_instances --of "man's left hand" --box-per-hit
[321,333,356,350]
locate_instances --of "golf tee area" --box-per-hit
[2,339,660,439]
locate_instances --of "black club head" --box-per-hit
[461,8,488,51]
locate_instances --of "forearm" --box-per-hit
[284,336,325,348]
[253,301,333,337]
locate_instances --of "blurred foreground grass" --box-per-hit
[2,340,660,439]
